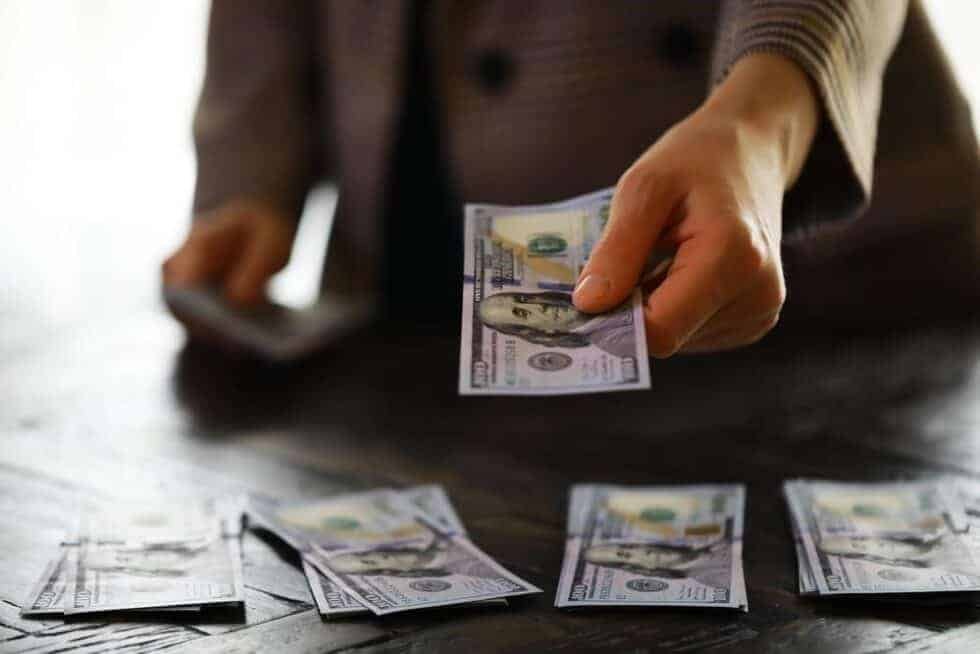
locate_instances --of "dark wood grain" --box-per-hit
[0,622,199,654]
[166,610,387,654]
[890,624,980,654]
[0,626,24,643]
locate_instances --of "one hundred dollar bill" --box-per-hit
[72,499,230,546]
[22,547,202,616]
[791,521,818,595]
[460,188,650,395]
[303,556,510,618]
[22,498,243,616]
[303,559,366,617]
[21,549,70,616]
[785,479,980,596]
[556,484,747,610]
[248,489,428,554]
[64,534,244,614]
[307,531,540,615]
[289,486,467,617]
[254,486,509,616]
[402,485,467,536]
[62,499,244,614]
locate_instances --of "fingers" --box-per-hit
[162,203,295,308]
[573,166,682,313]
[225,222,292,306]
[642,189,780,358]
[685,275,784,343]
[163,217,245,288]
[679,314,779,353]
[642,238,732,357]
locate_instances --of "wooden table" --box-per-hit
[3,2,979,650]
[2,275,980,653]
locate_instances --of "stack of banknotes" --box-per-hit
[555,484,748,610]
[460,189,657,396]
[786,478,980,603]
[247,485,542,615]
[21,498,245,616]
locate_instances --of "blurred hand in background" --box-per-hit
[163,200,296,308]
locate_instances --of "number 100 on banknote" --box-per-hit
[459,189,650,395]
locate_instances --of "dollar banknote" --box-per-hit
[460,188,650,395]
[247,489,428,554]
[21,547,203,615]
[21,549,70,616]
[302,559,366,617]
[250,486,510,616]
[556,484,747,610]
[785,479,980,596]
[281,486,467,617]
[64,530,244,614]
[307,530,540,615]
[48,498,245,615]
[402,485,467,535]
[248,486,434,617]
[73,498,229,545]
[22,497,245,616]
[255,487,539,615]
[790,517,818,595]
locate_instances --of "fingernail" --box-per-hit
[573,273,610,306]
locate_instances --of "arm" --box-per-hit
[713,0,909,229]
[574,1,908,356]
[193,0,320,219]
[165,1,320,306]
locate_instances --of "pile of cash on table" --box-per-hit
[248,485,541,615]
[786,478,980,603]
[21,478,980,620]
[22,498,245,616]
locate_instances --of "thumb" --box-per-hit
[573,168,680,313]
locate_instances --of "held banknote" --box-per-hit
[785,479,980,596]
[556,484,747,610]
[460,188,650,395]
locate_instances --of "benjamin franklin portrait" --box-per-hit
[478,291,636,358]
[583,542,730,590]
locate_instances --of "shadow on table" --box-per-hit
[167,310,980,449]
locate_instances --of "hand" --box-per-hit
[162,199,297,307]
[573,53,818,356]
